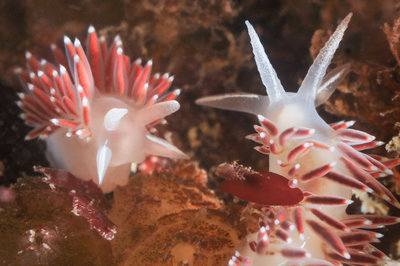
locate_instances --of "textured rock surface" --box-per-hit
[110,162,245,265]
[0,163,247,265]
[0,176,113,265]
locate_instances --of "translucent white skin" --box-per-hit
[236,108,353,263]
[46,95,187,193]
[197,14,358,264]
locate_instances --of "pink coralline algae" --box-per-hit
[0,186,16,203]
[16,26,187,192]
[198,13,400,265]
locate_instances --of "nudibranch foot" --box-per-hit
[17,25,188,192]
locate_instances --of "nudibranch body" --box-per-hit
[17,26,187,192]
[197,13,400,265]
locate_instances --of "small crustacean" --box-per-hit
[16,26,187,192]
[198,13,400,265]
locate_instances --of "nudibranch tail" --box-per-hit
[17,25,187,192]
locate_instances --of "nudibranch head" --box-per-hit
[16,25,188,192]
[197,14,352,132]
[198,13,400,265]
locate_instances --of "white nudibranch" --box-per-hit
[17,25,188,192]
[197,13,400,265]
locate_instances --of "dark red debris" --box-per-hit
[217,162,304,205]
[34,166,116,240]
[34,166,109,209]
[70,190,116,241]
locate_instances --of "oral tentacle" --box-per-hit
[195,93,270,115]
[315,63,350,107]
[96,139,112,185]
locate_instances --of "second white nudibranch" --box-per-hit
[197,13,400,265]
[17,25,188,192]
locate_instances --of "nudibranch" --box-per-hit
[16,26,188,192]
[197,13,400,265]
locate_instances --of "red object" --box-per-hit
[220,170,304,205]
